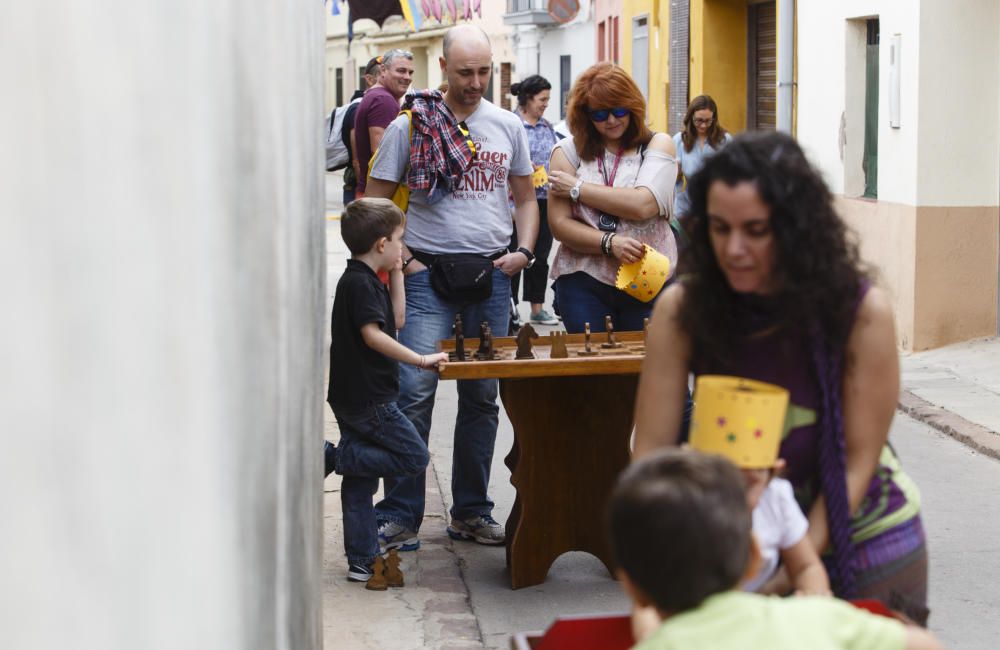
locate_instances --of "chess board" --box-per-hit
[437,329,646,380]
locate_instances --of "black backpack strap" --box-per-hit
[638,131,657,162]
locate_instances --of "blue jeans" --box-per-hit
[334,402,429,566]
[375,267,511,532]
[553,271,659,334]
[553,270,693,440]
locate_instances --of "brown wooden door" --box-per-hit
[748,1,776,131]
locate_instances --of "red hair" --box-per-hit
[566,63,652,161]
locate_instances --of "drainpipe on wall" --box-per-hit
[776,0,794,133]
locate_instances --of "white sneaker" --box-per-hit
[529,309,560,326]
[378,521,420,552]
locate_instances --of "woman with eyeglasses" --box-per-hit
[673,95,731,221]
[546,63,679,334]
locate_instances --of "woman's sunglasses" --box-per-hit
[588,107,630,122]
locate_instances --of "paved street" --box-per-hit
[322,174,1000,649]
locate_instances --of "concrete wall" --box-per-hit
[1,3,326,648]
[537,10,598,123]
[690,0,748,132]
[797,0,1000,350]
[622,0,671,132]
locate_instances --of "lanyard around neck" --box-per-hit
[597,148,624,188]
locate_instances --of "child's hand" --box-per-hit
[419,351,449,370]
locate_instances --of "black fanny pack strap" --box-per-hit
[410,249,437,267]
[410,248,505,267]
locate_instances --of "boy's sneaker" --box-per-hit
[346,562,373,582]
[447,514,505,545]
[324,441,338,478]
[378,521,420,552]
[529,309,560,326]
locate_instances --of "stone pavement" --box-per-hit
[900,337,1000,461]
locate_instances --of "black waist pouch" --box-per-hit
[429,253,494,303]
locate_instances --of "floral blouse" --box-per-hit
[549,136,678,287]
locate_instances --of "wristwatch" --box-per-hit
[516,247,536,269]
[569,178,583,202]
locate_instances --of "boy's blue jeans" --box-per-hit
[375,267,510,533]
[333,401,429,566]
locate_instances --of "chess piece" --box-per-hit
[475,321,495,361]
[385,549,404,588]
[601,315,624,349]
[549,331,568,359]
[515,323,538,359]
[577,322,599,356]
[365,556,388,591]
[453,314,466,362]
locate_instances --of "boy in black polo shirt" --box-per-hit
[325,198,448,586]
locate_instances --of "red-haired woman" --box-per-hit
[547,63,678,333]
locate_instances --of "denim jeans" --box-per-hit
[334,401,429,566]
[375,267,511,532]
[553,271,693,439]
[553,271,659,334]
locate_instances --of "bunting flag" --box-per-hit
[330,0,341,16]
[399,0,423,31]
[345,0,404,28]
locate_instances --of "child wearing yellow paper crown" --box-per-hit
[688,376,831,596]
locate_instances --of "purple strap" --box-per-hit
[810,328,857,597]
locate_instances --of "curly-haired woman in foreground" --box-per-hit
[633,132,929,625]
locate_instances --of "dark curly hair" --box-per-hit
[679,131,868,365]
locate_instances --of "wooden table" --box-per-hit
[438,329,644,589]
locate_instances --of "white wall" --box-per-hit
[539,19,597,123]
[796,1,921,204]
[0,3,326,649]
[916,0,1000,206]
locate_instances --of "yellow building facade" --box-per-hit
[622,0,792,135]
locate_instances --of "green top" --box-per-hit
[634,592,904,650]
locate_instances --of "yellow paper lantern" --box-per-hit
[532,165,549,189]
[615,245,670,302]
[689,375,790,469]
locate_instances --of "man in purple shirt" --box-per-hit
[354,49,414,197]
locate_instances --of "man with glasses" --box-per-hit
[365,24,539,552]
[354,49,415,198]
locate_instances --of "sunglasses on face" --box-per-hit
[589,107,630,122]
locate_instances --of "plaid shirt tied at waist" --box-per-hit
[402,90,477,204]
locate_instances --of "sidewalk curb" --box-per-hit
[898,390,1000,462]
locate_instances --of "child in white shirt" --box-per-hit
[740,459,830,595]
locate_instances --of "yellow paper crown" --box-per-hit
[615,245,670,302]
[532,165,549,189]
[689,376,790,469]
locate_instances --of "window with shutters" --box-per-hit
[498,63,511,111]
[843,16,879,199]
[668,0,690,134]
[335,68,343,106]
[747,1,776,131]
[560,56,571,119]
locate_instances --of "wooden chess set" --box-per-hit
[435,314,649,589]
[438,315,649,381]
